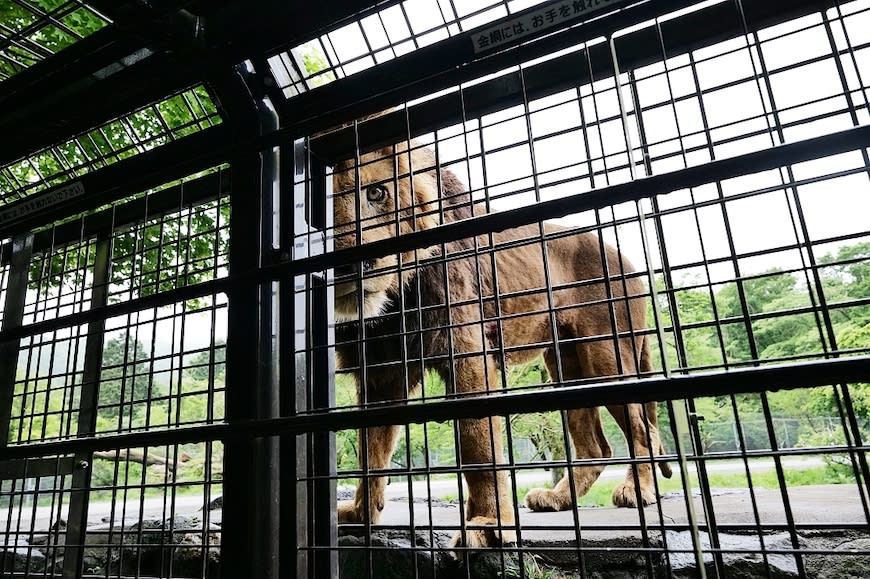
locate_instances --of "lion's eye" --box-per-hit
[366,185,388,204]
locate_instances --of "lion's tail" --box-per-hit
[642,337,673,479]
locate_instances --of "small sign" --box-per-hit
[0,181,86,225]
[473,0,628,54]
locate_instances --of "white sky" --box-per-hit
[397,1,870,284]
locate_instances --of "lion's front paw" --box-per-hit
[524,487,571,512]
[337,500,362,523]
[338,500,386,524]
[612,482,656,508]
[449,516,517,549]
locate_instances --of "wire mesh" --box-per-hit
[267,0,562,97]
[2,0,870,578]
[0,457,75,575]
[0,172,229,578]
[291,0,870,576]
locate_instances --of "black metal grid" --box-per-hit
[0,0,111,82]
[0,169,229,577]
[268,0,548,97]
[0,258,10,326]
[0,0,869,578]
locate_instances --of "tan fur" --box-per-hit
[332,141,671,548]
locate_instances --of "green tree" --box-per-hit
[186,341,227,383]
[7,371,73,444]
[820,242,870,327]
[98,335,161,419]
[714,271,820,361]
[296,41,336,88]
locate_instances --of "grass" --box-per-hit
[516,466,849,507]
[502,555,565,579]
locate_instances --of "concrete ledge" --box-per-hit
[3,485,867,578]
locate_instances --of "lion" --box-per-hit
[331,139,672,548]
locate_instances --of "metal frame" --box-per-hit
[1,0,869,578]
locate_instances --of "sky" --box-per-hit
[392,0,870,283]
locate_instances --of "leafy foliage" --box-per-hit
[0,1,109,80]
[86,333,226,493]
[665,242,870,464]
[94,334,225,432]
[295,41,337,88]
[107,200,230,304]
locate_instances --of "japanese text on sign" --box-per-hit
[473,0,627,54]
[0,181,85,225]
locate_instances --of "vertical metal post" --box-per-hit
[219,65,280,579]
[280,138,309,579]
[258,142,282,579]
[63,232,111,579]
[0,235,31,577]
[0,234,33,445]
[223,152,272,578]
[307,152,337,579]
[280,143,336,579]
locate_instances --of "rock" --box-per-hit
[114,515,221,578]
[338,530,574,579]
[205,496,223,511]
[338,529,458,579]
[665,531,801,578]
[464,550,521,578]
[805,537,870,579]
[0,537,46,572]
[529,534,661,573]
[29,515,221,578]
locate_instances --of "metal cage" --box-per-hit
[1,0,869,578]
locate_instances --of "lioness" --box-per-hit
[331,140,671,547]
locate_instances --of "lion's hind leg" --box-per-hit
[524,349,613,512]
[607,402,660,508]
[524,406,612,512]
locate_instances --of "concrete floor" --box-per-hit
[373,484,868,542]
